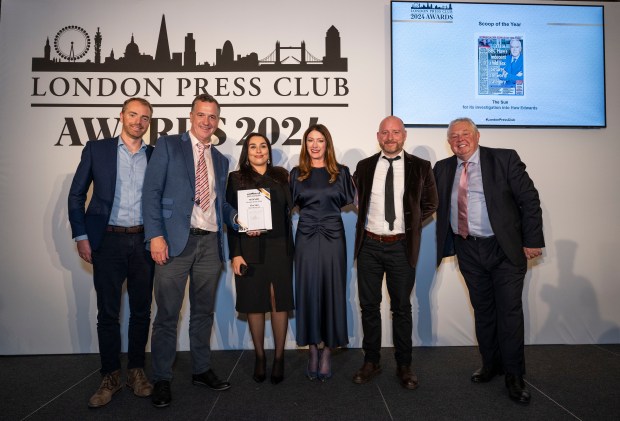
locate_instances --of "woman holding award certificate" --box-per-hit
[226,133,294,384]
[290,124,355,381]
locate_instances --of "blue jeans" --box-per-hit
[151,233,222,381]
[92,231,154,374]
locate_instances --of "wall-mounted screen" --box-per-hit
[391,2,606,127]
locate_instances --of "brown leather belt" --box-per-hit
[106,225,144,234]
[190,228,212,235]
[365,230,405,243]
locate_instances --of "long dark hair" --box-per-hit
[237,132,273,173]
[235,132,288,186]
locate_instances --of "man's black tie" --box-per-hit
[383,156,401,231]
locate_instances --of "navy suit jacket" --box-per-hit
[353,151,438,268]
[500,54,523,86]
[433,146,544,267]
[68,137,154,251]
[142,132,236,261]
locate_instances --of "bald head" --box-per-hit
[377,116,407,158]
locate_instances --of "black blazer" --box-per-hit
[433,146,544,267]
[353,151,438,268]
[225,166,294,264]
[68,137,153,251]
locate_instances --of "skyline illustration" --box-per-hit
[32,15,348,72]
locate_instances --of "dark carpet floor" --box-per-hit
[1,345,618,420]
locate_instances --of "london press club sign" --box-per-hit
[30,15,351,147]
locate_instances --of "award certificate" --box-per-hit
[237,188,272,232]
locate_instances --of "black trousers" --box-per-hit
[92,231,154,374]
[454,235,526,376]
[357,237,416,366]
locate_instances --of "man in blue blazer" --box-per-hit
[143,94,237,407]
[68,97,155,408]
[499,39,523,87]
[434,118,544,405]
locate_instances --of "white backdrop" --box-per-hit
[0,0,619,355]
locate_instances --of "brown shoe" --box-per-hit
[127,368,153,397]
[396,365,419,390]
[352,361,381,384]
[88,370,121,408]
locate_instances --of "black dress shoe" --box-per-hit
[270,358,284,384]
[471,365,503,383]
[192,369,232,391]
[253,356,266,383]
[352,361,381,384]
[396,365,419,390]
[151,380,171,408]
[505,373,531,405]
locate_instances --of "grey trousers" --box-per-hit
[151,233,222,381]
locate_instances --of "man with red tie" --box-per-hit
[142,94,237,408]
[433,117,544,404]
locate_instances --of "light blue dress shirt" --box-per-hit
[108,138,148,227]
[450,147,494,237]
[74,138,148,242]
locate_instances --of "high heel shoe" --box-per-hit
[306,359,318,381]
[318,349,332,382]
[270,358,284,384]
[318,369,332,381]
[306,345,319,381]
[253,356,266,383]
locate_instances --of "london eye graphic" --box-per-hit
[53,26,91,62]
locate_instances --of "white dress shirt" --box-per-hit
[365,151,406,235]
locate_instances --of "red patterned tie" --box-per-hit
[196,143,210,212]
[457,161,469,238]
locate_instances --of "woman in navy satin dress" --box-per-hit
[290,124,355,381]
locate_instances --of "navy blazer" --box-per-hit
[353,151,438,268]
[433,146,544,267]
[142,132,236,261]
[68,137,154,251]
[500,54,524,86]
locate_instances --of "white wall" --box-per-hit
[0,0,618,355]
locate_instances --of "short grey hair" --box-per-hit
[447,117,478,137]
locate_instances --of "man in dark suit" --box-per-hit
[352,116,438,389]
[68,97,155,408]
[434,117,544,404]
[142,94,237,407]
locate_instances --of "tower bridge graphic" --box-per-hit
[260,41,322,65]
[32,15,347,72]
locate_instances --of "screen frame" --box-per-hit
[390,1,607,129]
